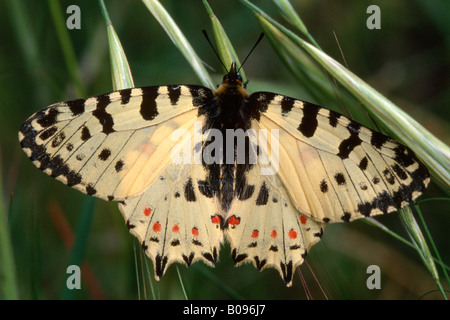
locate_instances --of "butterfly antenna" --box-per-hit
[202,29,229,72]
[237,33,265,73]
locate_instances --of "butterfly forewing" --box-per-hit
[19,85,213,201]
[253,92,430,222]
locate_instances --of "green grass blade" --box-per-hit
[61,197,96,300]
[47,0,86,97]
[202,0,246,81]
[142,0,214,89]
[176,266,188,300]
[399,206,446,299]
[0,168,19,299]
[272,0,320,48]
[415,204,450,286]
[99,0,134,90]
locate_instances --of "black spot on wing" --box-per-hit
[66,143,74,151]
[184,177,196,202]
[280,261,293,285]
[313,228,324,238]
[140,87,159,121]
[281,96,295,116]
[167,85,181,105]
[39,126,57,141]
[328,110,341,128]
[337,121,362,159]
[98,148,111,161]
[393,145,415,167]
[320,179,328,193]
[51,132,66,148]
[334,172,346,185]
[182,252,195,266]
[37,108,59,128]
[126,220,135,229]
[359,157,368,171]
[256,182,269,206]
[254,256,267,270]
[93,94,115,134]
[155,254,168,279]
[383,168,396,185]
[298,102,319,138]
[86,184,97,196]
[371,130,389,149]
[202,252,215,264]
[115,160,124,172]
[232,248,248,264]
[81,126,91,141]
[269,245,278,252]
[392,163,408,180]
[120,88,132,105]
[66,98,85,116]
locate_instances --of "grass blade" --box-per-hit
[399,207,446,299]
[61,197,96,299]
[0,167,19,299]
[47,0,86,97]
[99,0,134,90]
[202,0,246,81]
[142,0,214,89]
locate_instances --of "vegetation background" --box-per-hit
[1,0,448,299]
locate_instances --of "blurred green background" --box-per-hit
[1,0,449,299]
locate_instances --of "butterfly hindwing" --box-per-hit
[224,164,325,287]
[119,162,223,279]
[19,85,214,201]
[252,92,430,223]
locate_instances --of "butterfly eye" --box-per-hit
[236,75,243,85]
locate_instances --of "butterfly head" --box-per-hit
[222,62,244,87]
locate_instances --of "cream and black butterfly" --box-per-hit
[19,34,430,287]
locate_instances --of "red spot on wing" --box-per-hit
[172,224,179,233]
[144,207,152,216]
[300,216,307,224]
[153,222,161,232]
[211,214,221,224]
[288,229,297,239]
[228,215,240,227]
[251,230,259,238]
[192,227,199,237]
[271,229,277,238]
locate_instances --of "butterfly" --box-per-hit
[19,53,429,287]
